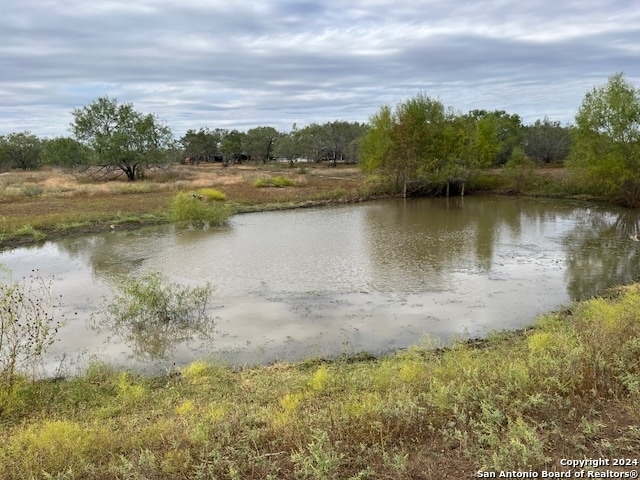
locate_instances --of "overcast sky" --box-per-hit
[1,0,639,139]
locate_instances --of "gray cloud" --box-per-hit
[1,0,639,138]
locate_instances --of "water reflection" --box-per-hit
[363,197,600,296]
[564,208,640,299]
[89,295,218,362]
[2,196,639,371]
[56,228,169,280]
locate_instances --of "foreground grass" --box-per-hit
[2,285,639,479]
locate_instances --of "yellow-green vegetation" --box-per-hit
[0,165,372,248]
[169,191,234,227]
[2,285,639,478]
[253,175,297,188]
[196,187,227,201]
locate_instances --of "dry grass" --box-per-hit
[0,163,370,248]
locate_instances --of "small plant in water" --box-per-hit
[91,272,215,360]
[170,191,233,227]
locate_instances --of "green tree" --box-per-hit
[362,96,506,196]
[468,110,523,166]
[71,96,174,181]
[219,129,246,164]
[567,73,640,205]
[41,137,91,167]
[395,94,450,189]
[296,123,327,162]
[523,118,572,164]
[179,128,223,163]
[361,104,395,175]
[321,121,368,165]
[362,95,466,195]
[244,126,282,163]
[274,124,304,166]
[0,131,43,170]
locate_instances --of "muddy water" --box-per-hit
[2,196,640,374]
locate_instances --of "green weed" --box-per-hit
[170,191,233,227]
[14,224,46,241]
[291,430,344,480]
[91,273,215,360]
[196,187,227,201]
[253,175,296,188]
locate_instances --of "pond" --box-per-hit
[2,196,640,374]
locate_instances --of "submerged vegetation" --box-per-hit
[90,273,215,360]
[1,284,639,477]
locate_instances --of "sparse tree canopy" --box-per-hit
[71,96,174,181]
[567,72,640,206]
[274,121,367,165]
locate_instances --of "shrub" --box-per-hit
[0,271,64,389]
[21,183,44,197]
[170,192,233,227]
[503,147,538,191]
[196,188,227,202]
[253,175,296,188]
[91,272,215,360]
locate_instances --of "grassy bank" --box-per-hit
[0,163,378,249]
[1,284,639,478]
[0,162,613,250]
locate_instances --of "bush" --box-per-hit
[253,175,296,188]
[21,184,44,197]
[196,188,227,201]
[0,271,64,389]
[91,273,215,360]
[170,192,233,227]
[503,147,538,192]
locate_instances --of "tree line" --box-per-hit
[180,121,369,167]
[1,73,638,205]
[0,97,570,178]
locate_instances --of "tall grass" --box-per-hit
[1,284,639,478]
[170,191,233,227]
[253,175,297,188]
